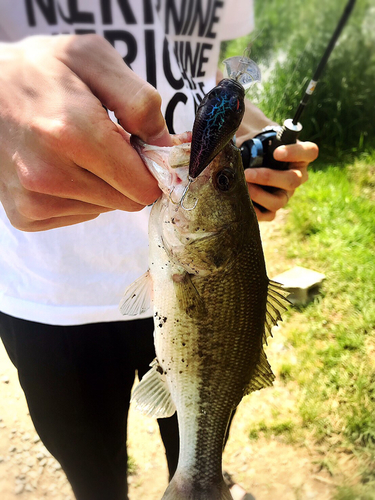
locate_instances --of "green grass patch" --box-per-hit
[283,153,375,490]
[246,153,375,495]
[127,455,138,476]
[334,484,375,500]
[248,418,296,443]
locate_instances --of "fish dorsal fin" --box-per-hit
[245,349,275,394]
[263,280,290,343]
[131,359,176,418]
[119,270,153,316]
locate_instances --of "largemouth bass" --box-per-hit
[120,132,288,499]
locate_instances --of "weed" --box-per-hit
[127,455,138,476]
[248,418,296,443]
[334,484,375,500]
[279,362,293,382]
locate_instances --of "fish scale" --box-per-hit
[121,138,289,499]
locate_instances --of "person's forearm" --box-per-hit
[235,99,279,146]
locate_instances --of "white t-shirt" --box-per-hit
[0,0,254,325]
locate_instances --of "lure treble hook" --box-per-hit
[168,177,198,211]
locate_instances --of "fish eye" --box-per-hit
[215,168,235,191]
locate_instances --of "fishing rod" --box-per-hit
[240,0,357,171]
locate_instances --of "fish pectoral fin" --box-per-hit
[131,359,176,418]
[263,280,291,343]
[119,270,153,316]
[245,349,275,394]
[183,221,245,272]
[173,273,206,317]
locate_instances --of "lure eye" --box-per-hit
[215,168,235,192]
[229,96,243,113]
[235,98,244,114]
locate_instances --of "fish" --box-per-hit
[120,132,289,499]
[189,79,245,179]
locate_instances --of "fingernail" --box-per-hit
[274,147,288,160]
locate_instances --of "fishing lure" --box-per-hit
[188,56,261,180]
[188,79,245,179]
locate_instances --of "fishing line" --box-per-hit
[273,39,310,118]
[239,0,357,175]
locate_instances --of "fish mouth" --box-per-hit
[131,134,192,197]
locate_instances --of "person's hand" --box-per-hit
[244,141,319,221]
[0,34,172,232]
[231,84,318,222]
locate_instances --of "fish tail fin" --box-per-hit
[162,474,232,500]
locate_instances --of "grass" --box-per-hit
[248,418,296,442]
[248,153,375,498]
[127,454,138,476]
[221,0,375,158]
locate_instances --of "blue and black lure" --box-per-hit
[172,56,260,211]
[188,55,261,180]
[188,79,245,179]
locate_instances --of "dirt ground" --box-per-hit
[0,213,346,499]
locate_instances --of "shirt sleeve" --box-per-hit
[219,0,255,41]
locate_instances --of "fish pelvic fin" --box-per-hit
[119,270,153,316]
[162,475,232,500]
[264,280,290,344]
[131,359,176,418]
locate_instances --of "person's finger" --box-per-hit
[245,167,305,192]
[19,214,101,232]
[54,34,173,146]
[273,141,319,163]
[23,104,161,207]
[248,183,293,213]
[8,190,116,221]
[12,136,152,210]
[285,164,309,186]
[0,187,103,232]
[253,204,276,222]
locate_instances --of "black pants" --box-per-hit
[0,312,179,500]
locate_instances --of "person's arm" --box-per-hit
[0,34,172,232]
[216,70,319,221]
